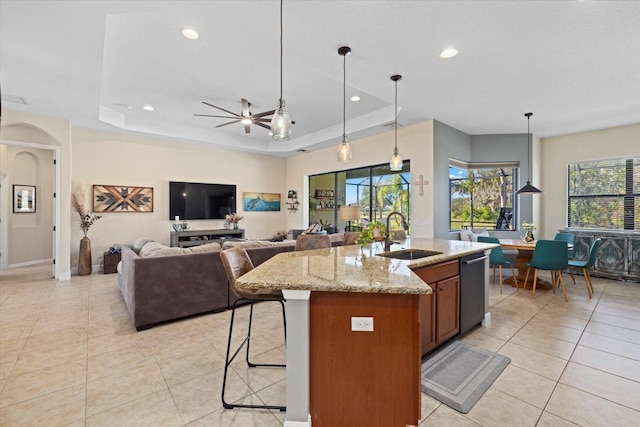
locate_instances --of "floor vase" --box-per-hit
[78,236,92,276]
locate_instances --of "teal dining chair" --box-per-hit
[524,240,569,301]
[477,236,518,293]
[568,238,603,299]
[554,232,577,283]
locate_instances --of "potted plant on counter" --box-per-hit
[357,221,387,248]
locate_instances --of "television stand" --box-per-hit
[170,228,244,248]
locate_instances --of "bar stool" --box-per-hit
[219,246,286,411]
[295,234,332,251]
[342,231,360,246]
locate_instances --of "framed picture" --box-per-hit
[93,185,154,212]
[13,185,36,213]
[243,192,281,212]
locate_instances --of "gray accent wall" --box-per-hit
[433,121,470,239]
[433,121,533,240]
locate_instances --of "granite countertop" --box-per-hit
[235,238,497,295]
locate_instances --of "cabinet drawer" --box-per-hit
[412,260,459,284]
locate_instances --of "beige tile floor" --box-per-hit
[1,263,639,426]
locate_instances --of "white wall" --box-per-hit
[71,127,287,269]
[286,121,435,238]
[540,123,640,240]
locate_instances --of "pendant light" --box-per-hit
[389,74,403,171]
[337,46,352,162]
[516,112,542,194]
[270,0,292,140]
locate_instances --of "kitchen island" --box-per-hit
[235,238,495,427]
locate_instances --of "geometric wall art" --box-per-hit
[93,185,153,212]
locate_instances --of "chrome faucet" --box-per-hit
[385,211,408,251]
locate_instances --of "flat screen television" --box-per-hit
[169,181,236,220]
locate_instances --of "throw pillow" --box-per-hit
[459,229,473,242]
[470,230,490,242]
[133,237,154,254]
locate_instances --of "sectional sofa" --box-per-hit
[118,234,344,330]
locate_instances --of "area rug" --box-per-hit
[421,341,510,413]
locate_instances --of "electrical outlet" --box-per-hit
[351,316,374,332]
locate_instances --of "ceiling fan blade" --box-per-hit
[256,118,271,123]
[215,119,241,128]
[194,114,238,119]
[202,101,240,117]
[255,122,271,130]
[252,109,276,118]
[244,122,251,134]
[241,98,250,118]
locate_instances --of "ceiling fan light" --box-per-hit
[241,117,252,125]
[337,138,352,162]
[390,147,402,171]
[271,98,292,140]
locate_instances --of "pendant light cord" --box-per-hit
[279,0,283,100]
[394,79,398,150]
[527,112,532,180]
[342,51,346,138]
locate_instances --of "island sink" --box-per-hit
[376,249,443,260]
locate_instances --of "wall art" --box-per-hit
[13,184,36,213]
[93,185,153,212]
[242,192,281,212]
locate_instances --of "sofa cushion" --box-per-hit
[133,237,154,254]
[139,241,184,257]
[183,242,221,253]
[222,239,295,250]
[459,229,473,241]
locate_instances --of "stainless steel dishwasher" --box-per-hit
[459,252,488,335]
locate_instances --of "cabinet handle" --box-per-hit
[439,288,443,292]
[462,255,488,265]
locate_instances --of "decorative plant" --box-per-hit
[356,221,388,248]
[521,221,537,232]
[72,193,102,237]
[225,213,244,224]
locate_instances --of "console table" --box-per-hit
[170,228,244,248]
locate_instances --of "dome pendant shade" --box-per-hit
[516,112,541,194]
[516,180,542,194]
[271,98,292,140]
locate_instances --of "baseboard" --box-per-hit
[482,312,491,328]
[284,414,312,427]
[7,258,53,269]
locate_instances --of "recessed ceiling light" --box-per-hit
[143,104,154,111]
[440,48,459,59]
[181,28,199,40]
[350,95,360,102]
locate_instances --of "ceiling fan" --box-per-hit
[194,98,274,134]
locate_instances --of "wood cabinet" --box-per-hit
[413,260,460,356]
[309,292,421,427]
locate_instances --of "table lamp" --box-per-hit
[339,205,360,231]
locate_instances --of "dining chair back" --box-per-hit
[342,231,360,246]
[568,238,603,299]
[525,240,569,301]
[295,234,332,251]
[477,236,518,293]
[554,232,576,259]
[219,246,286,411]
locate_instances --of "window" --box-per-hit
[568,157,639,230]
[449,162,516,230]
[309,161,410,233]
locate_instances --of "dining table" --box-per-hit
[499,238,551,290]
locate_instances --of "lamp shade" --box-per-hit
[270,98,292,140]
[339,205,359,221]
